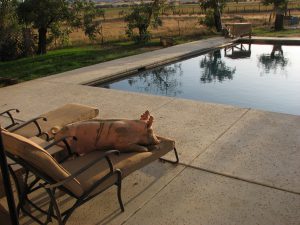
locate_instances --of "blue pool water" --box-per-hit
[97,44,300,115]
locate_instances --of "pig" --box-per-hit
[51,111,160,155]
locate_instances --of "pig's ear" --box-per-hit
[147,116,154,128]
[140,110,150,121]
[51,125,62,135]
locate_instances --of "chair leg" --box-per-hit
[116,169,124,212]
[46,188,63,225]
[159,147,179,164]
[62,203,79,225]
[9,167,52,224]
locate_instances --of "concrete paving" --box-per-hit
[0,37,299,225]
[124,168,300,225]
[191,110,300,194]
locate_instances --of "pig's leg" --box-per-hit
[122,144,149,152]
[140,110,150,121]
[147,145,159,151]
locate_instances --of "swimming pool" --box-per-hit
[96,44,300,115]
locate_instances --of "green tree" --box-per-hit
[18,0,103,55]
[200,0,227,32]
[0,0,24,61]
[124,0,166,43]
[262,0,288,31]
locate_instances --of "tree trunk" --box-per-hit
[274,13,284,31]
[37,27,47,55]
[22,28,35,56]
[214,9,222,32]
[147,0,160,24]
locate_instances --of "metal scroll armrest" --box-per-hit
[44,150,120,189]
[44,136,78,160]
[9,116,47,138]
[0,108,20,129]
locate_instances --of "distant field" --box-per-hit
[69,17,211,44]
[70,1,300,44]
[100,1,300,19]
[69,10,300,44]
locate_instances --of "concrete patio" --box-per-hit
[0,37,299,225]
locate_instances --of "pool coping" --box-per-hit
[84,41,237,86]
[85,36,300,86]
[37,37,235,86]
[36,36,300,87]
[240,36,300,45]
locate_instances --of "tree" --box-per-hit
[262,0,288,31]
[200,0,228,32]
[124,0,166,43]
[0,0,24,61]
[18,0,103,55]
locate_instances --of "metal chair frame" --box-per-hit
[6,148,123,225]
[0,109,20,130]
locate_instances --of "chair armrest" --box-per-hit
[9,116,47,137]
[1,108,20,129]
[44,135,76,151]
[44,136,78,161]
[44,150,120,189]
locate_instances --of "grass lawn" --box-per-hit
[0,40,162,82]
[0,35,215,83]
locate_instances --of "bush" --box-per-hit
[0,0,26,61]
[0,25,25,61]
[199,10,215,29]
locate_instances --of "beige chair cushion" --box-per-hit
[14,103,99,138]
[62,137,175,195]
[29,136,65,156]
[2,130,84,197]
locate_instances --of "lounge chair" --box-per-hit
[1,103,99,140]
[1,128,178,225]
[0,103,99,200]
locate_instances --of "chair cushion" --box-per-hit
[62,137,175,194]
[14,103,99,138]
[1,130,84,197]
[29,136,64,156]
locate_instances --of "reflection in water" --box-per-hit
[97,44,300,115]
[224,44,251,59]
[258,45,289,75]
[199,50,236,83]
[126,63,183,97]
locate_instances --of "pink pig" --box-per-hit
[52,111,160,154]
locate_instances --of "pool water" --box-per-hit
[97,44,300,115]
